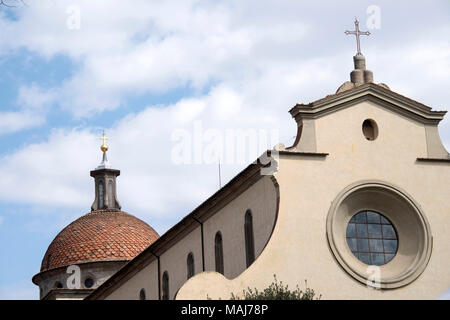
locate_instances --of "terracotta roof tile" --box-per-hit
[40,210,159,272]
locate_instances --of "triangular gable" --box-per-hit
[289,83,446,125]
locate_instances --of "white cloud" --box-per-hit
[0,84,54,135]
[17,85,55,112]
[0,110,45,135]
[0,80,294,224]
[0,0,313,117]
[0,0,448,229]
[0,128,97,208]
[0,1,448,125]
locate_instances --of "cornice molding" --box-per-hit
[417,157,450,163]
[290,83,447,125]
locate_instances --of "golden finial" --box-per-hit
[100,131,108,153]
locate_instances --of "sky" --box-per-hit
[0,0,449,300]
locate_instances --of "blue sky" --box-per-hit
[0,0,449,299]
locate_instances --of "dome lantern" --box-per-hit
[90,132,121,211]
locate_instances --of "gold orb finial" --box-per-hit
[100,131,108,153]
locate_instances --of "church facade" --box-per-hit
[33,46,450,299]
[87,51,449,300]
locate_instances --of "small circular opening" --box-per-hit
[54,281,63,289]
[84,278,94,288]
[362,119,378,141]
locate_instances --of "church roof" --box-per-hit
[39,209,159,272]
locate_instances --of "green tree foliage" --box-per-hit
[230,275,321,300]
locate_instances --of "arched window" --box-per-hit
[98,181,104,209]
[162,271,169,300]
[245,210,255,267]
[108,180,114,207]
[187,252,195,279]
[215,232,224,275]
[139,288,146,300]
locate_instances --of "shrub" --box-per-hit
[230,275,321,300]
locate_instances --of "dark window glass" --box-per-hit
[98,181,104,208]
[362,119,378,141]
[371,253,385,265]
[367,211,381,223]
[383,240,398,253]
[187,252,195,280]
[359,253,371,264]
[244,210,255,268]
[356,223,368,237]
[382,225,396,238]
[367,224,382,238]
[346,238,357,251]
[346,223,356,237]
[108,180,114,207]
[346,211,398,266]
[369,239,384,253]
[215,232,224,275]
[380,216,390,224]
[357,238,369,252]
[139,289,146,300]
[162,271,169,300]
[351,212,367,223]
[84,278,94,288]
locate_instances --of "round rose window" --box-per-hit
[346,210,398,266]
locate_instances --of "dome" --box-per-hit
[40,209,159,272]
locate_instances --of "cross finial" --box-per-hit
[100,131,108,153]
[345,18,371,55]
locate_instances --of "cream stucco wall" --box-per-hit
[202,176,278,280]
[160,226,203,300]
[176,99,449,299]
[105,259,159,300]
[104,227,203,300]
[101,175,278,299]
